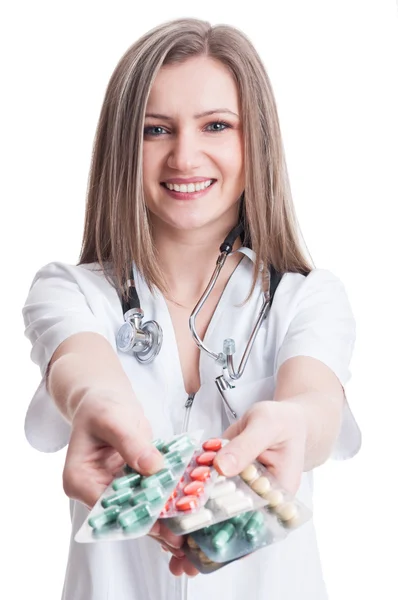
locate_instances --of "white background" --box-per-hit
[2,1,398,598]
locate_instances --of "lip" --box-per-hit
[162,177,215,184]
[161,180,216,201]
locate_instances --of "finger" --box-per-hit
[214,414,278,477]
[90,408,164,475]
[181,558,200,577]
[169,555,185,576]
[158,542,185,558]
[149,521,184,549]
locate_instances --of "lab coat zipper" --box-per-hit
[180,392,195,600]
[181,392,195,433]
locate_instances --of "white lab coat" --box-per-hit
[23,250,361,600]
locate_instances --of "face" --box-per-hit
[142,56,245,238]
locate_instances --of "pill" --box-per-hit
[101,488,133,508]
[163,435,194,454]
[202,438,222,452]
[117,502,152,528]
[112,472,141,490]
[230,511,252,526]
[251,476,271,497]
[190,466,211,482]
[141,468,175,488]
[213,490,244,509]
[197,549,214,565]
[176,495,199,512]
[88,505,121,529]
[152,438,166,452]
[266,490,284,508]
[168,488,178,499]
[240,464,258,482]
[212,522,236,550]
[276,501,298,522]
[196,451,217,466]
[187,535,199,550]
[178,508,213,531]
[209,480,236,499]
[131,486,164,505]
[183,481,205,496]
[164,450,183,467]
[224,496,253,516]
[244,510,265,541]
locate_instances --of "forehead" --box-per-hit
[146,56,240,114]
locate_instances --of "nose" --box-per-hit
[166,130,201,172]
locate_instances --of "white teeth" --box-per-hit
[164,180,213,193]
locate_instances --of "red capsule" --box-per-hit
[183,481,205,496]
[196,451,217,466]
[190,466,211,482]
[202,438,222,452]
[176,495,199,512]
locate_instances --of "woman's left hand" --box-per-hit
[214,400,308,494]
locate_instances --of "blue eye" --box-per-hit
[144,126,167,137]
[206,121,230,132]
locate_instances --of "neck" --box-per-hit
[151,218,242,306]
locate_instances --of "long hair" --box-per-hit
[79,18,313,298]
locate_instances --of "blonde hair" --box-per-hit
[79,18,313,298]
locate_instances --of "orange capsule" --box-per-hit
[196,451,217,466]
[202,438,222,452]
[190,466,211,482]
[183,481,205,496]
[176,495,199,512]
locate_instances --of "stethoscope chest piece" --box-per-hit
[116,307,163,364]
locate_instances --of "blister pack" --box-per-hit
[184,507,286,573]
[74,432,201,544]
[158,438,229,518]
[163,462,273,535]
[178,460,313,573]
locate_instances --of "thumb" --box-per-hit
[214,417,276,478]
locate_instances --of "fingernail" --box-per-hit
[216,452,238,476]
[160,545,169,553]
[137,448,163,472]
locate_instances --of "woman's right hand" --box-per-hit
[62,390,165,509]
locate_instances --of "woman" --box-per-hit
[23,17,361,600]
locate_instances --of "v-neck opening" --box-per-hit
[161,253,249,397]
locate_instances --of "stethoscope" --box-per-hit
[116,223,282,416]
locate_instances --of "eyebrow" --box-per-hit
[144,109,239,120]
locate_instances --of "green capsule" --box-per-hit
[88,505,121,529]
[152,438,166,452]
[230,511,252,527]
[131,485,164,505]
[101,487,133,508]
[212,522,236,550]
[112,472,141,491]
[244,511,266,541]
[141,468,175,489]
[162,435,195,455]
[118,502,153,529]
[164,450,183,467]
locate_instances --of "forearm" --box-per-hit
[47,332,137,423]
[280,391,344,471]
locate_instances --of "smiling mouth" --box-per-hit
[160,179,216,193]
